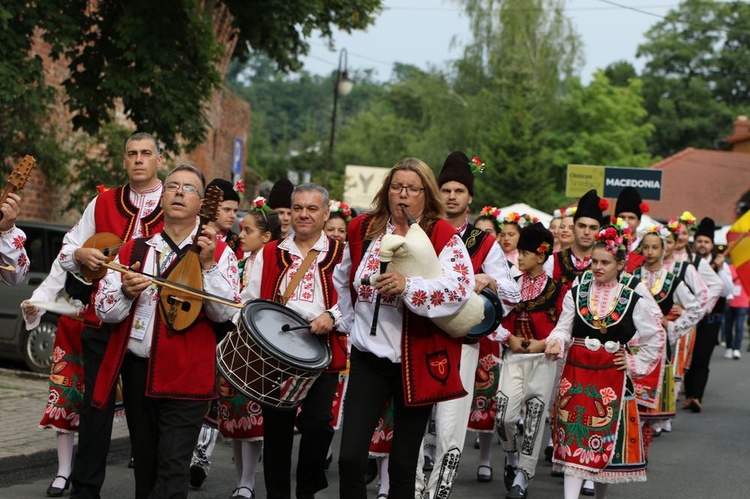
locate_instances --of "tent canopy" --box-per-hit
[491,203,553,227]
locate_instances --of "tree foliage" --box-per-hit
[637,0,750,156]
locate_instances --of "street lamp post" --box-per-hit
[328,48,354,171]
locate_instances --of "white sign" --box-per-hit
[343,165,390,210]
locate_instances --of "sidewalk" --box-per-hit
[0,367,130,474]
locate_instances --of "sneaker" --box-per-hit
[734,349,741,359]
[724,349,733,359]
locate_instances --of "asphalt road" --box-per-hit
[1,346,749,498]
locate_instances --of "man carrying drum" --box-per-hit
[243,182,346,499]
[93,164,241,498]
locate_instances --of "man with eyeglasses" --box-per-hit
[243,183,346,499]
[93,164,241,498]
[61,132,165,499]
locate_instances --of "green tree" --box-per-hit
[637,0,750,156]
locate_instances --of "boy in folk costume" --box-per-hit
[496,223,564,499]
[613,186,650,272]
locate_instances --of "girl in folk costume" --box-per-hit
[22,260,90,497]
[498,212,539,273]
[549,210,564,252]
[544,222,665,499]
[496,223,564,499]
[218,197,281,499]
[632,225,701,449]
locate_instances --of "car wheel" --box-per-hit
[22,314,60,373]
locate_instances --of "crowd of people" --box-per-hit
[11,132,748,499]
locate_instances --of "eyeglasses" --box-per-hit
[389,183,425,197]
[164,182,201,196]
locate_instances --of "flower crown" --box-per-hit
[594,217,632,255]
[480,205,502,222]
[234,180,245,200]
[249,196,270,213]
[666,217,681,235]
[678,210,697,232]
[644,223,671,243]
[499,212,538,230]
[553,206,576,219]
[469,156,485,175]
[329,199,353,222]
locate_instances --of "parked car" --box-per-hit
[0,221,71,373]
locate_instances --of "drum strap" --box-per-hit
[280,249,320,305]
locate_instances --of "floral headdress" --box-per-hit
[249,196,270,213]
[594,217,632,256]
[677,210,698,232]
[233,180,245,200]
[479,205,502,222]
[469,156,485,175]
[644,223,671,244]
[498,212,539,231]
[553,206,576,219]
[666,217,681,236]
[328,199,353,222]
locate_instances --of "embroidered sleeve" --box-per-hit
[629,299,666,379]
[203,246,242,323]
[696,258,724,313]
[484,243,520,315]
[401,234,476,318]
[241,249,264,302]
[683,263,709,316]
[95,254,133,323]
[546,289,576,356]
[0,225,29,284]
[59,197,98,273]
[332,246,353,333]
[668,281,702,343]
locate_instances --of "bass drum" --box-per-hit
[466,287,504,340]
[217,299,331,410]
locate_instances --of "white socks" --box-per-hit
[53,432,74,488]
[512,470,529,489]
[377,455,390,496]
[478,432,494,466]
[563,475,583,499]
[232,440,262,494]
[505,451,519,468]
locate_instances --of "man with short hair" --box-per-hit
[244,183,346,499]
[64,132,165,499]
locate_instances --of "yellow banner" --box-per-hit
[566,165,606,198]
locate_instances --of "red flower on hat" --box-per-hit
[96,184,111,194]
[537,241,551,255]
[469,156,485,175]
[639,202,650,214]
[598,198,609,211]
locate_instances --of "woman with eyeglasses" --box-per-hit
[334,157,475,499]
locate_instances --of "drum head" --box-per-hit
[241,299,330,370]
[467,287,503,339]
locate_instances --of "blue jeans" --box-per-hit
[724,306,749,351]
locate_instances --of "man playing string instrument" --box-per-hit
[93,164,241,498]
[0,189,29,283]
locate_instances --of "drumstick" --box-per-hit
[281,324,312,332]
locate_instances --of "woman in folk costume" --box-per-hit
[217,198,281,499]
[496,223,564,499]
[544,222,665,499]
[335,157,475,499]
[632,224,701,449]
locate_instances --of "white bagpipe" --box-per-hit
[362,208,497,338]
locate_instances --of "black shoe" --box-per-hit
[507,484,528,499]
[364,457,378,485]
[46,475,70,497]
[323,452,333,471]
[477,465,493,483]
[504,464,517,490]
[235,486,255,499]
[551,469,564,478]
[581,481,595,496]
[190,464,208,488]
[423,455,434,472]
[128,456,135,469]
[544,445,553,463]
[296,494,315,499]
[474,433,480,449]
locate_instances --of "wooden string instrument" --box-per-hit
[0,155,35,271]
[159,185,224,332]
[81,232,124,281]
[0,155,35,221]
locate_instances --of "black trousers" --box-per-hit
[262,371,339,499]
[684,314,723,402]
[338,348,433,499]
[71,325,117,499]
[121,354,207,499]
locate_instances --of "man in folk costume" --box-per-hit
[189,177,243,489]
[244,183,346,499]
[682,217,734,413]
[0,189,30,284]
[268,177,295,239]
[614,186,650,272]
[92,164,240,498]
[496,223,564,499]
[544,189,608,288]
[414,151,520,498]
[61,132,165,499]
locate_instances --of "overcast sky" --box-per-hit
[297,0,678,82]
